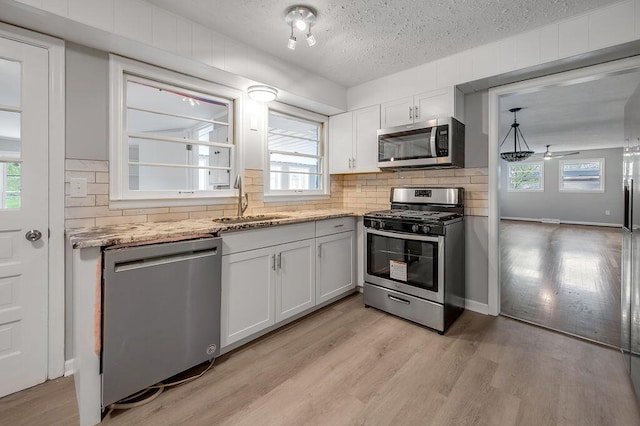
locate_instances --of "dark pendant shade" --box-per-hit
[500,107,534,162]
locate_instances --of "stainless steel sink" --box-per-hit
[214,214,290,224]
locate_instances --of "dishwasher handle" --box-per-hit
[114,247,219,273]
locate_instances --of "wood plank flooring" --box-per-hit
[500,220,622,347]
[2,293,639,425]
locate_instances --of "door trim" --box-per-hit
[487,55,640,317]
[0,23,66,379]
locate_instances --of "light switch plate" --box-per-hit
[70,178,87,198]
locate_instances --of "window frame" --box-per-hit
[558,157,605,193]
[109,55,243,208]
[507,161,545,192]
[264,102,329,200]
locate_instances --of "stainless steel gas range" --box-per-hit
[363,187,465,334]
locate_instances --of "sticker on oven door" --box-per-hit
[390,260,407,282]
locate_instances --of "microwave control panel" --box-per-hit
[436,125,449,156]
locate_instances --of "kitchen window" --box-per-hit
[266,105,328,198]
[559,158,604,192]
[109,56,241,206]
[507,162,544,191]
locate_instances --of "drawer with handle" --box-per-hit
[315,217,356,237]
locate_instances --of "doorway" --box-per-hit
[488,57,640,347]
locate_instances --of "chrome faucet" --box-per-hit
[233,175,248,216]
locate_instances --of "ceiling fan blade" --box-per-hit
[551,151,580,158]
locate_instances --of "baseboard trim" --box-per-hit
[465,299,490,315]
[501,216,621,228]
[64,359,75,377]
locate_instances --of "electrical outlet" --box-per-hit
[70,178,87,198]
[356,184,362,193]
[605,210,611,216]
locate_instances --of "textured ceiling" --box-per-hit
[147,0,619,87]
[499,68,640,154]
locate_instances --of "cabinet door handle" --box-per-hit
[277,253,282,269]
[272,254,276,271]
[348,158,352,169]
[352,158,356,169]
[414,105,419,119]
[318,244,322,257]
[409,106,413,120]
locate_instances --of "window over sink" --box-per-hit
[265,104,328,199]
[109,55,241,207]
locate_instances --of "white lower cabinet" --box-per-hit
[275,239,316,322]
[316,231,356,303]
[221,219,356,350]
[221,246,276,347]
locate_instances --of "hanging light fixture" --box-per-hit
[285,5,317,50]
[499,107,534,162]
[247,85,278,102]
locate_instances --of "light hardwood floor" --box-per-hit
[1,293,639,425]
[501,220,622,347]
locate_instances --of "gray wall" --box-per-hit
[466,216,488,304]
[464,90,489,168]
[500,147,623,224]
[66,43,108,160]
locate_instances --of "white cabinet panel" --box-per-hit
[41,0,68,16]
[221,247,275,347]
[381,96,414,128]
[329,111,354,174]
[514,30,541,70]
[558,15,589,58]
[176,18,192,58]
[330,106,380,174]
[114,0,152,45]
[353,105,380,173]
[539,24,560,63]
[152,7,177,53]
[276,239,315,322]
[415,88,453,122]
[191,24,213,65]
[588,1,635,50]
[316,231,356,304]
[68,0,114,32]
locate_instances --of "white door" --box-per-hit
[0,37,49,397]
[275,239,315,322]
[381,96,414,128]
[221,247,275,347]
[316,231,356,303]
[353,105,381,173]
[329,111,353,174]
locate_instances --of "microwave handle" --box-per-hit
[430,124,437,157]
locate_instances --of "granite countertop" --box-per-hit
[67,209,367,249]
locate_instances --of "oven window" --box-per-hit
[378,127,435,162]
[367,233,438,291]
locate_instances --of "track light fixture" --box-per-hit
[285,5,317,50]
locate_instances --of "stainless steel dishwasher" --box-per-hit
[101,237,221,408]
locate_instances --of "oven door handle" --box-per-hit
[366,227,440,243]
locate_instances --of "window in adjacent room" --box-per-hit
[559,158,604,192]
[266,106,327,196]
[507,162,544,191]
[110,56,241,205]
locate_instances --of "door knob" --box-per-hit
[25,230,42,242]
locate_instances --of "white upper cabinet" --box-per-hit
[329,105,380,174]
[381,86,465,128]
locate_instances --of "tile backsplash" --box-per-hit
[64,159,487,229]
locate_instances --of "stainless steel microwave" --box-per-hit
[377,117,465,170]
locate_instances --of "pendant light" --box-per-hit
[500,107,534,162]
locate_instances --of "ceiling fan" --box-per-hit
[540,144,580,160]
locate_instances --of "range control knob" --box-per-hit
[411,224,420,233]
[421,225,431,234]
[378,220,385,229]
